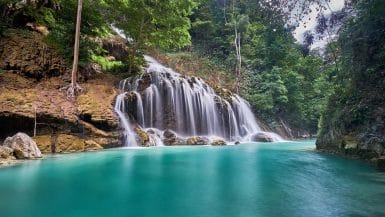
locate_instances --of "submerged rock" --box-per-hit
[186,136,209,145]
[211,139,227,146]
[373,156,385,169]
[251,132,274,142]
[3,132,42,159]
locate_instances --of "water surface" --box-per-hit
[0,141,384,217]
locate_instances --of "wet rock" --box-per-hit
[3,132,42,159]
[159,128,186,146]
[211,139,227,146]
[163,129,177,139]
[147,129,155,134]
[138,73,152,91]
[134,127,150,147]
[251,132,273,142]
[163,129,178,145]
[164,137,187,146]
[234,141,240,145]
[186,136,209,145]
[174,138,187,145]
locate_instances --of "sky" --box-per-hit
[293,0,345,49]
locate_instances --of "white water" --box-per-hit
[114,93,138,146]
[115,56,283,146]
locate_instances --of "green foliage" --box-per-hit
[1,0,197,73]
[318,0,385,138]
[91,55,125,73]
[190,0,332,133]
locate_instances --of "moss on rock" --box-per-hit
[211,139,227,146]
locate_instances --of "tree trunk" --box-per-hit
[232,0,241,94]
[234,30,241,94]
[69,0,83,98]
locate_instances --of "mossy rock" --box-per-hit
[186,136,209,145]
[211,139,227,146]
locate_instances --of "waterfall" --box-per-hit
[115,56,283,146]
[114,91,138,147]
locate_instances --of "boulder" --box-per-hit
[234,141,241,145]
[251,132,274,142]
[211,139,227,146]
[163,129,185,146]
[3,132,42,159]
[163,129,177,139]
[0,146,14,159]
[186,136,209,145]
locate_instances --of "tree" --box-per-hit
[104,0,197,70]
[232,0,241,94]
[67,0,83,98]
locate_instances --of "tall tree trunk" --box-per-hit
[234,29,241,94]
[68,0,83,98]
[232,0,241,94]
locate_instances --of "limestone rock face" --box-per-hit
[0,29,68,79]
[251,132,273,142]
[3,132,42,159]
[54,134,102,153]
[33,135,52,153]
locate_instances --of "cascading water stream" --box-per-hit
[115,56,283,146]
[114,91,138,147]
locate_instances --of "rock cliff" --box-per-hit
[0,29,122,153]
